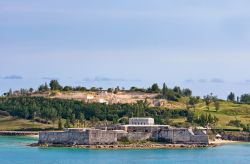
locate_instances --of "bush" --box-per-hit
[242,124,250,132]
[34,118,51,124]
[227,120,242,127]
[0,110,10,116]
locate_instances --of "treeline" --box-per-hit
[130,83,192,101]
[0,97,195,126]
[188,113,219,127]
[227,92,250,104]
[4,80,193,102]
[4,79,250,104]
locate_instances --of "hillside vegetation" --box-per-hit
[0,80,249,131]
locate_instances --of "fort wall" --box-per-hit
[39,129,117,145]
[39,125,209,145]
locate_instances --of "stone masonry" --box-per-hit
[39,128,117,145]
[39,118,209,145]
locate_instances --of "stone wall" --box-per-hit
[190,135,209,144]
[39,131,89,145]
[39,126,209,145]
[87,129,117,145]
[118,125,209,144]
[127,132,152,141]
[221,131,250,142]
[115,130,128,141]
[39,129,118,145]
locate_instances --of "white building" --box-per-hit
[129,117,154,125]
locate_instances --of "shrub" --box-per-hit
[227,120,242,127]
[0,110,10,116]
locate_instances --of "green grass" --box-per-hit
[0,100,249,131]
[0,116,57,131]
[192,101,250,129]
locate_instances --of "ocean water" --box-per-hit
[0,136,249,164]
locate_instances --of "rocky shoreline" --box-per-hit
[29,142,215,150]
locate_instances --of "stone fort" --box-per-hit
[39,117,209,145]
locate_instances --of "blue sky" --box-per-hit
[1,0,250,98]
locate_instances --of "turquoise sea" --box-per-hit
[0,136,249,164]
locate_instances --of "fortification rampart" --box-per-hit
[39,119,209,145]
[39,129,117,145]
[119,125,209,144]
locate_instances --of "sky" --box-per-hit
[1,0,250,98]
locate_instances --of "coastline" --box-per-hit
[29,139,246,150]
[209,139,241,145]
[29,142,214,150]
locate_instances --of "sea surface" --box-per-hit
[0,136,249,164]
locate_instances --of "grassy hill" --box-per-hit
[186,101,250,129]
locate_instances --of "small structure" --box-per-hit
[215,134,222,140]
[129,117,154,125]
[99,98,109,105]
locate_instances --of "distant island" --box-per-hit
[0,80,249,143]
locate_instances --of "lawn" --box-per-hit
[0,116,56,131]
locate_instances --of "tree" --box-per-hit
[188,96,199,112]
[214,101,220,112]
[58,118,63,130]
[70,113,76,126]
[114,86,120,94]
[90,87,98,91]
[38,83,49,92]
[63,86,73,91]
[240,94,250,104]
[173,86,181,94]
[207,114,213,124]
[150,83,160,93]
[112,115,119,124]
[165,89,179,101]
[195,113,218,127]
[49,80,62,90]
[74,86,87,91]
[237,96,240,102]
[227,92,235,102]
[182,88,192,97]
[8,89,13,96]
[43,108,57,125]
[203,94,213,111]
[187,111,195,123]
[199,113,207,127]
[64,119,71,128]
[107,88,113,93]
[79,113,85,127]
[44,82,49,91]
[130,86,146,92]
[29,88,34,93]
[162,83,167,96]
